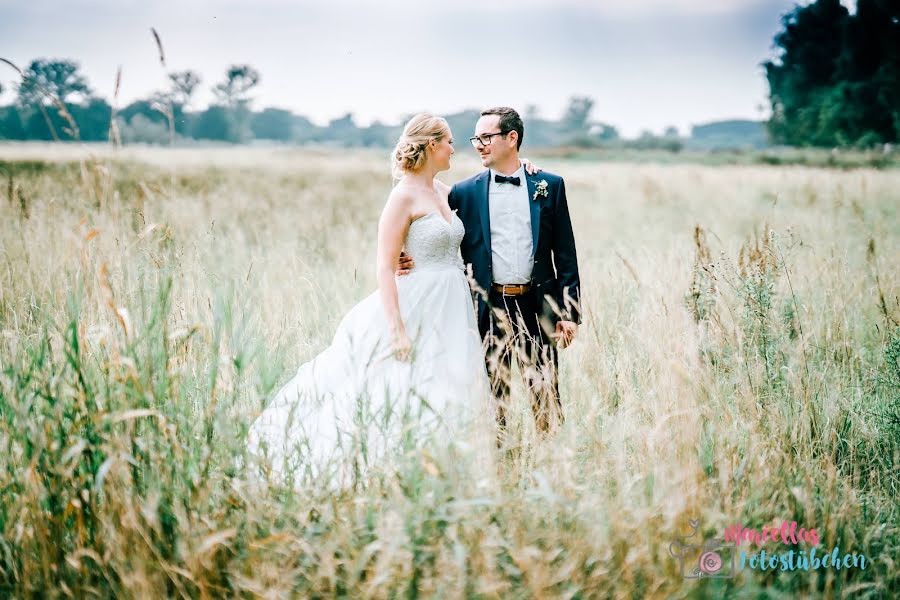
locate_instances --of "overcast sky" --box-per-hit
[0,0,855,137]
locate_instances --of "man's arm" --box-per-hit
[552,177,581,325]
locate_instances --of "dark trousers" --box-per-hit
[479,288,562,439]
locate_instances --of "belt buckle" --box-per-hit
[504,284,524,297]
[494,283,530,296]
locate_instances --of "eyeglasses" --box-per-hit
[469,131,506,148]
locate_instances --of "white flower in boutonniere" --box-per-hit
[533,179,549,201]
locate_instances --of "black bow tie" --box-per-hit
[494,174,521,186]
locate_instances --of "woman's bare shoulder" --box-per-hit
[387,184,417,206]
[380,185,417,223]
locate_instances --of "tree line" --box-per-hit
[0,59,770,150]
[2,0,895,149]
[0,59,633,148]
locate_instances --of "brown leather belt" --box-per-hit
[491,283,532,296]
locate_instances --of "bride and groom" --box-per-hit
[247,107,581,484]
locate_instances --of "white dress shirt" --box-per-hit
[489,162,533,284]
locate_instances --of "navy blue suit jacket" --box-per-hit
[448,169,581,331]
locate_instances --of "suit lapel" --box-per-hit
[525,171,540,252]
[476,170,491,255]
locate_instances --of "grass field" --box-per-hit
[1,143,898,598]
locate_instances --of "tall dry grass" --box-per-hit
[0,144,898,598]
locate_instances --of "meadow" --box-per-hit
[0,142,898,598]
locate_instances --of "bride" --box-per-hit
[247,113,507,487]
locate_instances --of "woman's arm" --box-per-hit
[376,189,413,359]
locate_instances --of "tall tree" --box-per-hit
[17,59,91,108]
[15,59,92,140]
[765,0,899,146]
[212,64,260,109]
[562,96,594,132]
[168,70,201,108]
[210,64,260,143]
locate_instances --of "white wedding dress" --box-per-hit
[247,209,495,487]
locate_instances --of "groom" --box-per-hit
[402,106,581,439]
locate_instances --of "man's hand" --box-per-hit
[396,251,415,276]
[555,320,578,348]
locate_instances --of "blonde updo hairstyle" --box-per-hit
[391,113,450,180]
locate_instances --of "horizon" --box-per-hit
[0,0,858,138]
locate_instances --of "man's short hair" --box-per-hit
[481,106,524,150]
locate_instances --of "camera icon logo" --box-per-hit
[669,519,736,579]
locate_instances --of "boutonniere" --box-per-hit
[533,179,549,201]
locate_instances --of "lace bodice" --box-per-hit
[404,210,465,272]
